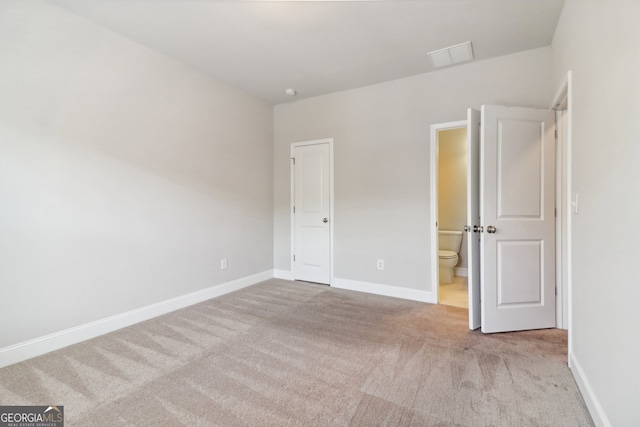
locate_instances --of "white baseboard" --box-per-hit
[332,277,434,303]
[454,267,468,277]
[569,352,611,427]
[274,269,293,281]
[0,270,273,369]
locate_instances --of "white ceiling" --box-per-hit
[49,0,566,105]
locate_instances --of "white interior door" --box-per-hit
[480,105,556,333]
[466,108,481,330]
[293,142,331,284]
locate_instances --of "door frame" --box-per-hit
[551,71,573,343]
[290,138,335,284]
[429,120,467,304]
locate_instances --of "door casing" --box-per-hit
[551,71,573,341]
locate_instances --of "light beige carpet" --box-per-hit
[0,279,593,426]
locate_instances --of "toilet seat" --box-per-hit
[439,250,458,259]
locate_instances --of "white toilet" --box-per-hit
[439,230,463,284]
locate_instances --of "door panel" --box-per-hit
[301,151,324,212]
[481,105,555,333]
[293,143,331,284]
[497,120,543,217]
[300,227,324,266]
[467,108,481,330]
[497,240,542,304]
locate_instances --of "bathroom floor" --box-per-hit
[439,276,468,308]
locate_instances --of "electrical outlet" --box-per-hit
[377,259,384,270]
[221,258,228,270]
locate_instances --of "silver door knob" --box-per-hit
[473,225,483,233]
[323,218,328,223]
[487,225,497,233]
[464,225,471,232]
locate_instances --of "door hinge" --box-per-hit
[555,208,557,217]
[293,254,296,262]
[293,206,295,214]
[555,129,558,139]
[292,157,295,165]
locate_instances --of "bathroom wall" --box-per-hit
[0,1,273,350]
[437,127,468,271]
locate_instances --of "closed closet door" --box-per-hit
[292,142,331,284]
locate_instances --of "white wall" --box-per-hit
[274,47,552,297]
[0,1,273,349]
[552,1,640,425]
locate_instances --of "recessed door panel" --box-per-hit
[497,240,542,306]
[301,151,324,213]
[300,227,324,267]
[497,119,543,219]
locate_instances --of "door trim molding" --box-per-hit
[290,138,334,285]
[551,71,573,353]
[429,120,467,304]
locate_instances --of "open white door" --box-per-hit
[292,141,332,285]
[466,108,481,330]
[480,105,556,333]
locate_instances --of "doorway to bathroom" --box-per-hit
[432,104,564,334]
[431,122,469,309]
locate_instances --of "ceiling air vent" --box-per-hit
[427,41,474,69]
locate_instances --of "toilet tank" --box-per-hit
[439,230,463,253]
